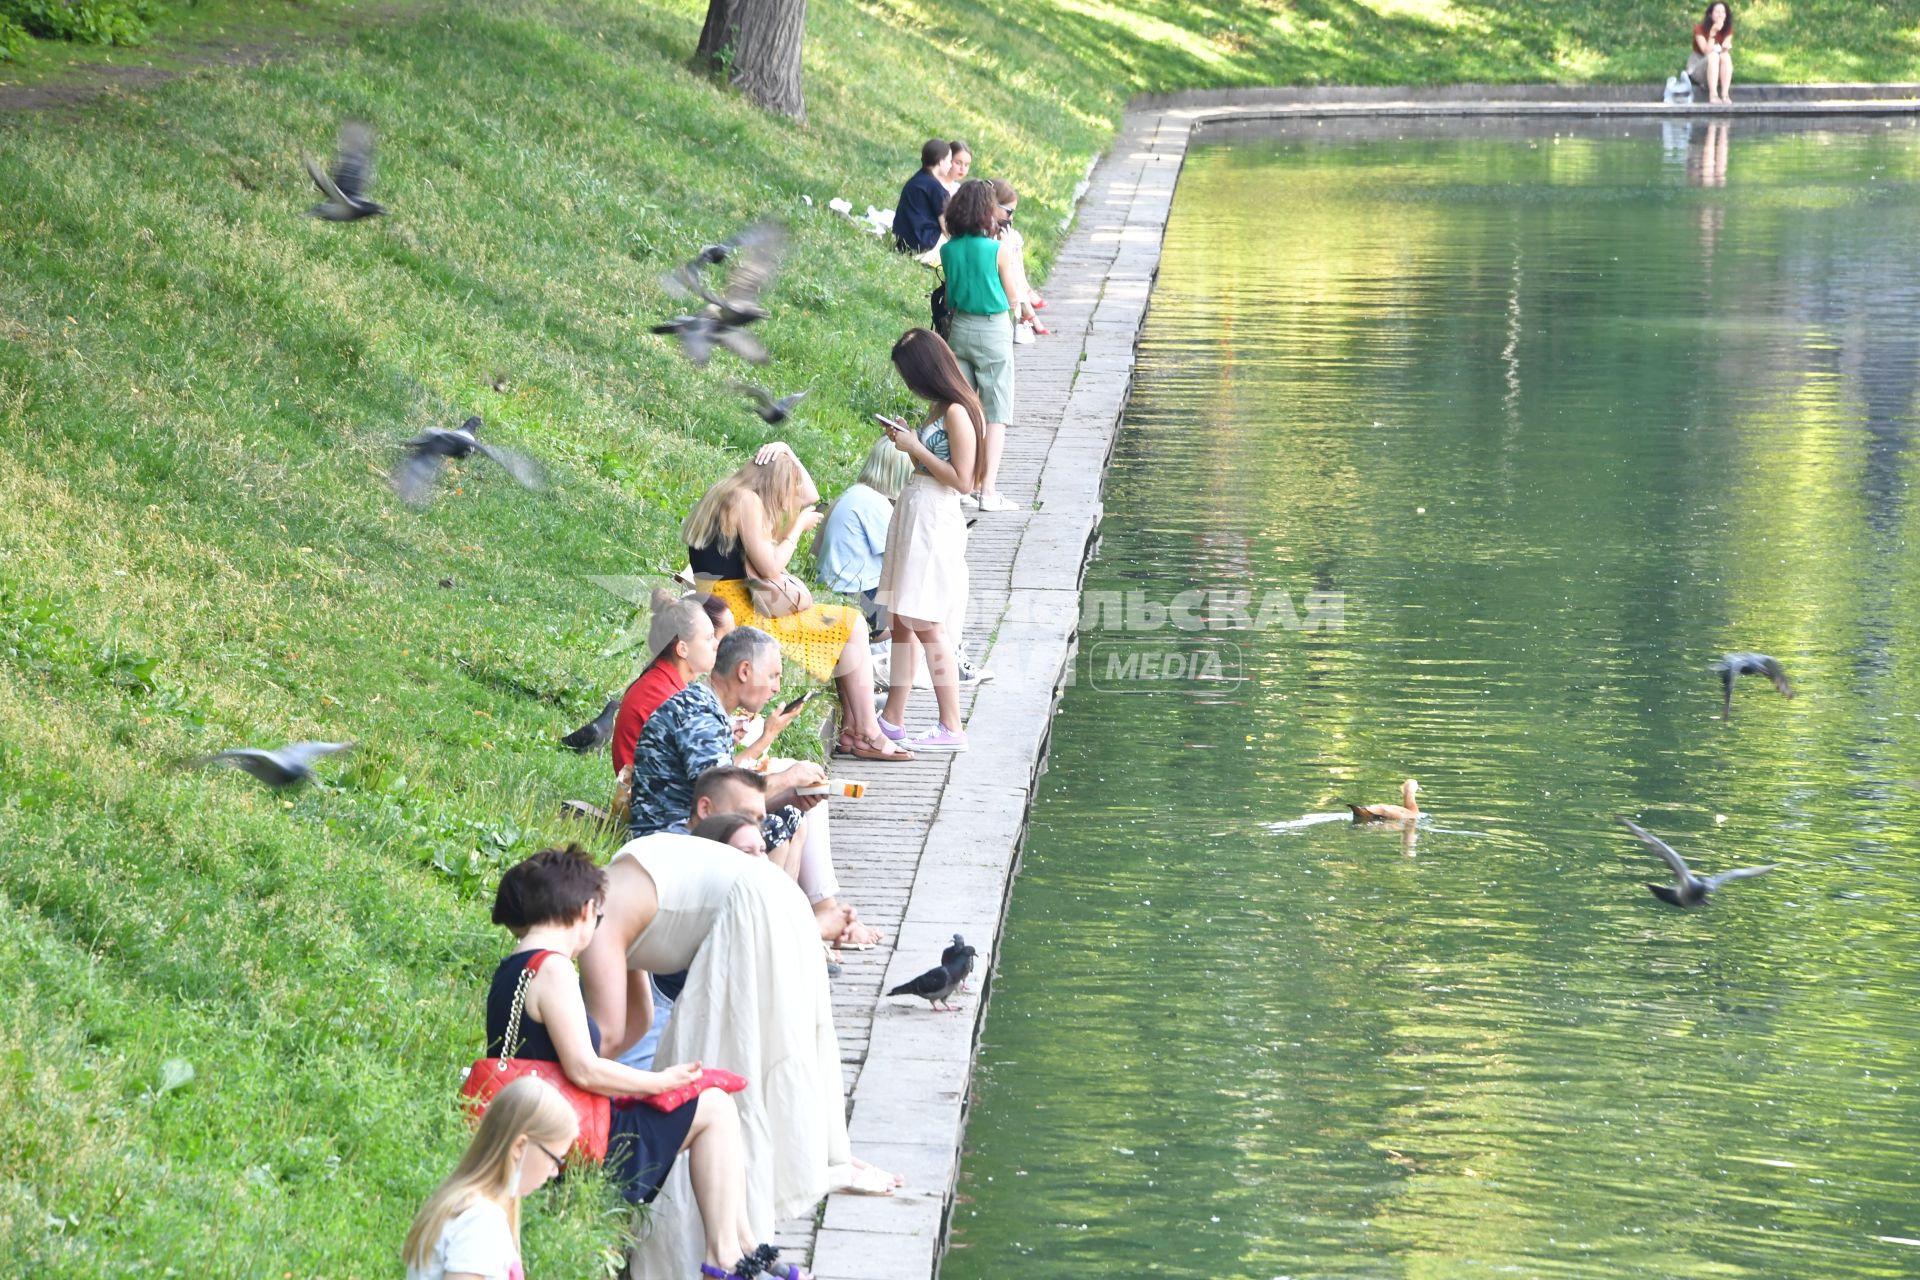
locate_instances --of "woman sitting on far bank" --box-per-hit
[940,179,1022,511]
[404,1077,576,1280]
[1690,2,1733,104]
[815,436,913,635]
[684,444,912,762]
[486,846,796,1280]
[876,328,987,753]
[989,178,1049,344]
[940,139,972,196]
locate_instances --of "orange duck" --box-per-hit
[1347,779,1420,823]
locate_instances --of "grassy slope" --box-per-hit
[1,0,1916,1274]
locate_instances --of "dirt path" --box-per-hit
[0,1,415,113]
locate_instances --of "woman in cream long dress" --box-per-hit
[613,833,855,1279]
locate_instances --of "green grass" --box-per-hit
[1,0,1917,1273]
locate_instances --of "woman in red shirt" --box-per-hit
[1691,2,1734,105]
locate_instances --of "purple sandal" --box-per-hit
[699,1250,810,1280]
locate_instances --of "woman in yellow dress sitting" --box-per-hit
[683,443,912,761]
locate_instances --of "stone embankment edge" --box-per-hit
[800,104,1182,1280]
[807,83,1920,1280]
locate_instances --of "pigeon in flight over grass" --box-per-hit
[888,941,976,1011]
[663,222,787,324]
[1713,652,1795,720]
[940,932,977,993]
[303,122,385,221]
[185,741,354,788]
[651,313,768,368]
[560,698,619,753]
[1616,816,1779,908]
[654,222,786,367]
[659,241,734,303]
[729,380,808,424]
[391,416,543,506]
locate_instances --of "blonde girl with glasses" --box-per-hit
[402,1076,578,1280]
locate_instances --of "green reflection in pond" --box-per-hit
[948,119,1920,1280]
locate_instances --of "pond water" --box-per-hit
[948,118,1920,1280]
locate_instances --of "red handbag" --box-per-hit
[459,950,611,1163]
[635,1067,749,1113]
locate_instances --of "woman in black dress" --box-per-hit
[486,845,810,1279]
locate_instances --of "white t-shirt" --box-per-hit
[407,1199,522,1280]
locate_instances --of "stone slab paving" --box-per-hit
[779,84,1920,1279]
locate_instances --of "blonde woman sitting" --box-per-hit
[402,1076,576,1280]
[683,444,911,762]
[815,435,914,634]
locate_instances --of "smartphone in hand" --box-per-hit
[873,413,906,434]
[779,688,827,717]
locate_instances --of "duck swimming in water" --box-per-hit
[1616,816,1778,907]
[1347,779,1420,823]
[1713,652,1795,720]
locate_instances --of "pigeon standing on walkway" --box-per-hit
[303,122,385,221]
[391,416,544,506]
[1713,652,1795,720]
[560,698,619,753]
[1616,816,1779,907]
[184,741,355,788]
[888,942,976,1011]
[941,932,977,993]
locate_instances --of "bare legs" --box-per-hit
[771,810,882,948]
[1707,49,1733,103]
[882,616,962,734]
[976,421,1007,503]
[830,611,905,755]
[683,1090,759,1271]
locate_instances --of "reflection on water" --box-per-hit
[949,120,1920,1279]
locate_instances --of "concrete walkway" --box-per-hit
[777,84,1920,1280]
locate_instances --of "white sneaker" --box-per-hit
[959,491,980,509]
[958,659,994,687]
[1013,321,1036,345]
[976,492,1016,512]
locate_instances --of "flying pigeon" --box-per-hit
[940,932,977,993]
[659,240,734,304]
[560,698,619,753]
[653,223,785,368]
[650,313,769,368]
[303,122,385,221]
[662,222,786,325]
[1713,652,1795,720]
[729,380,808,425]
[1616,816,1779,908]
[184,741,354,788]
[391,416,543,506]
[888,942,976,1011]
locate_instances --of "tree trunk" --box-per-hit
[697,0,807,122]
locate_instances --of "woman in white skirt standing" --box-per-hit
[874,328,985,752]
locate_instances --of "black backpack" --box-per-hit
[929,280,952,339]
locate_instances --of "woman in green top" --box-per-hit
[938,179,1023,512]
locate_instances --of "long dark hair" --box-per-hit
[891,328,990,488]
[1701,1,1731,33]
[944,179,1001,238]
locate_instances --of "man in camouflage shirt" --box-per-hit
[626,625,825,841]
